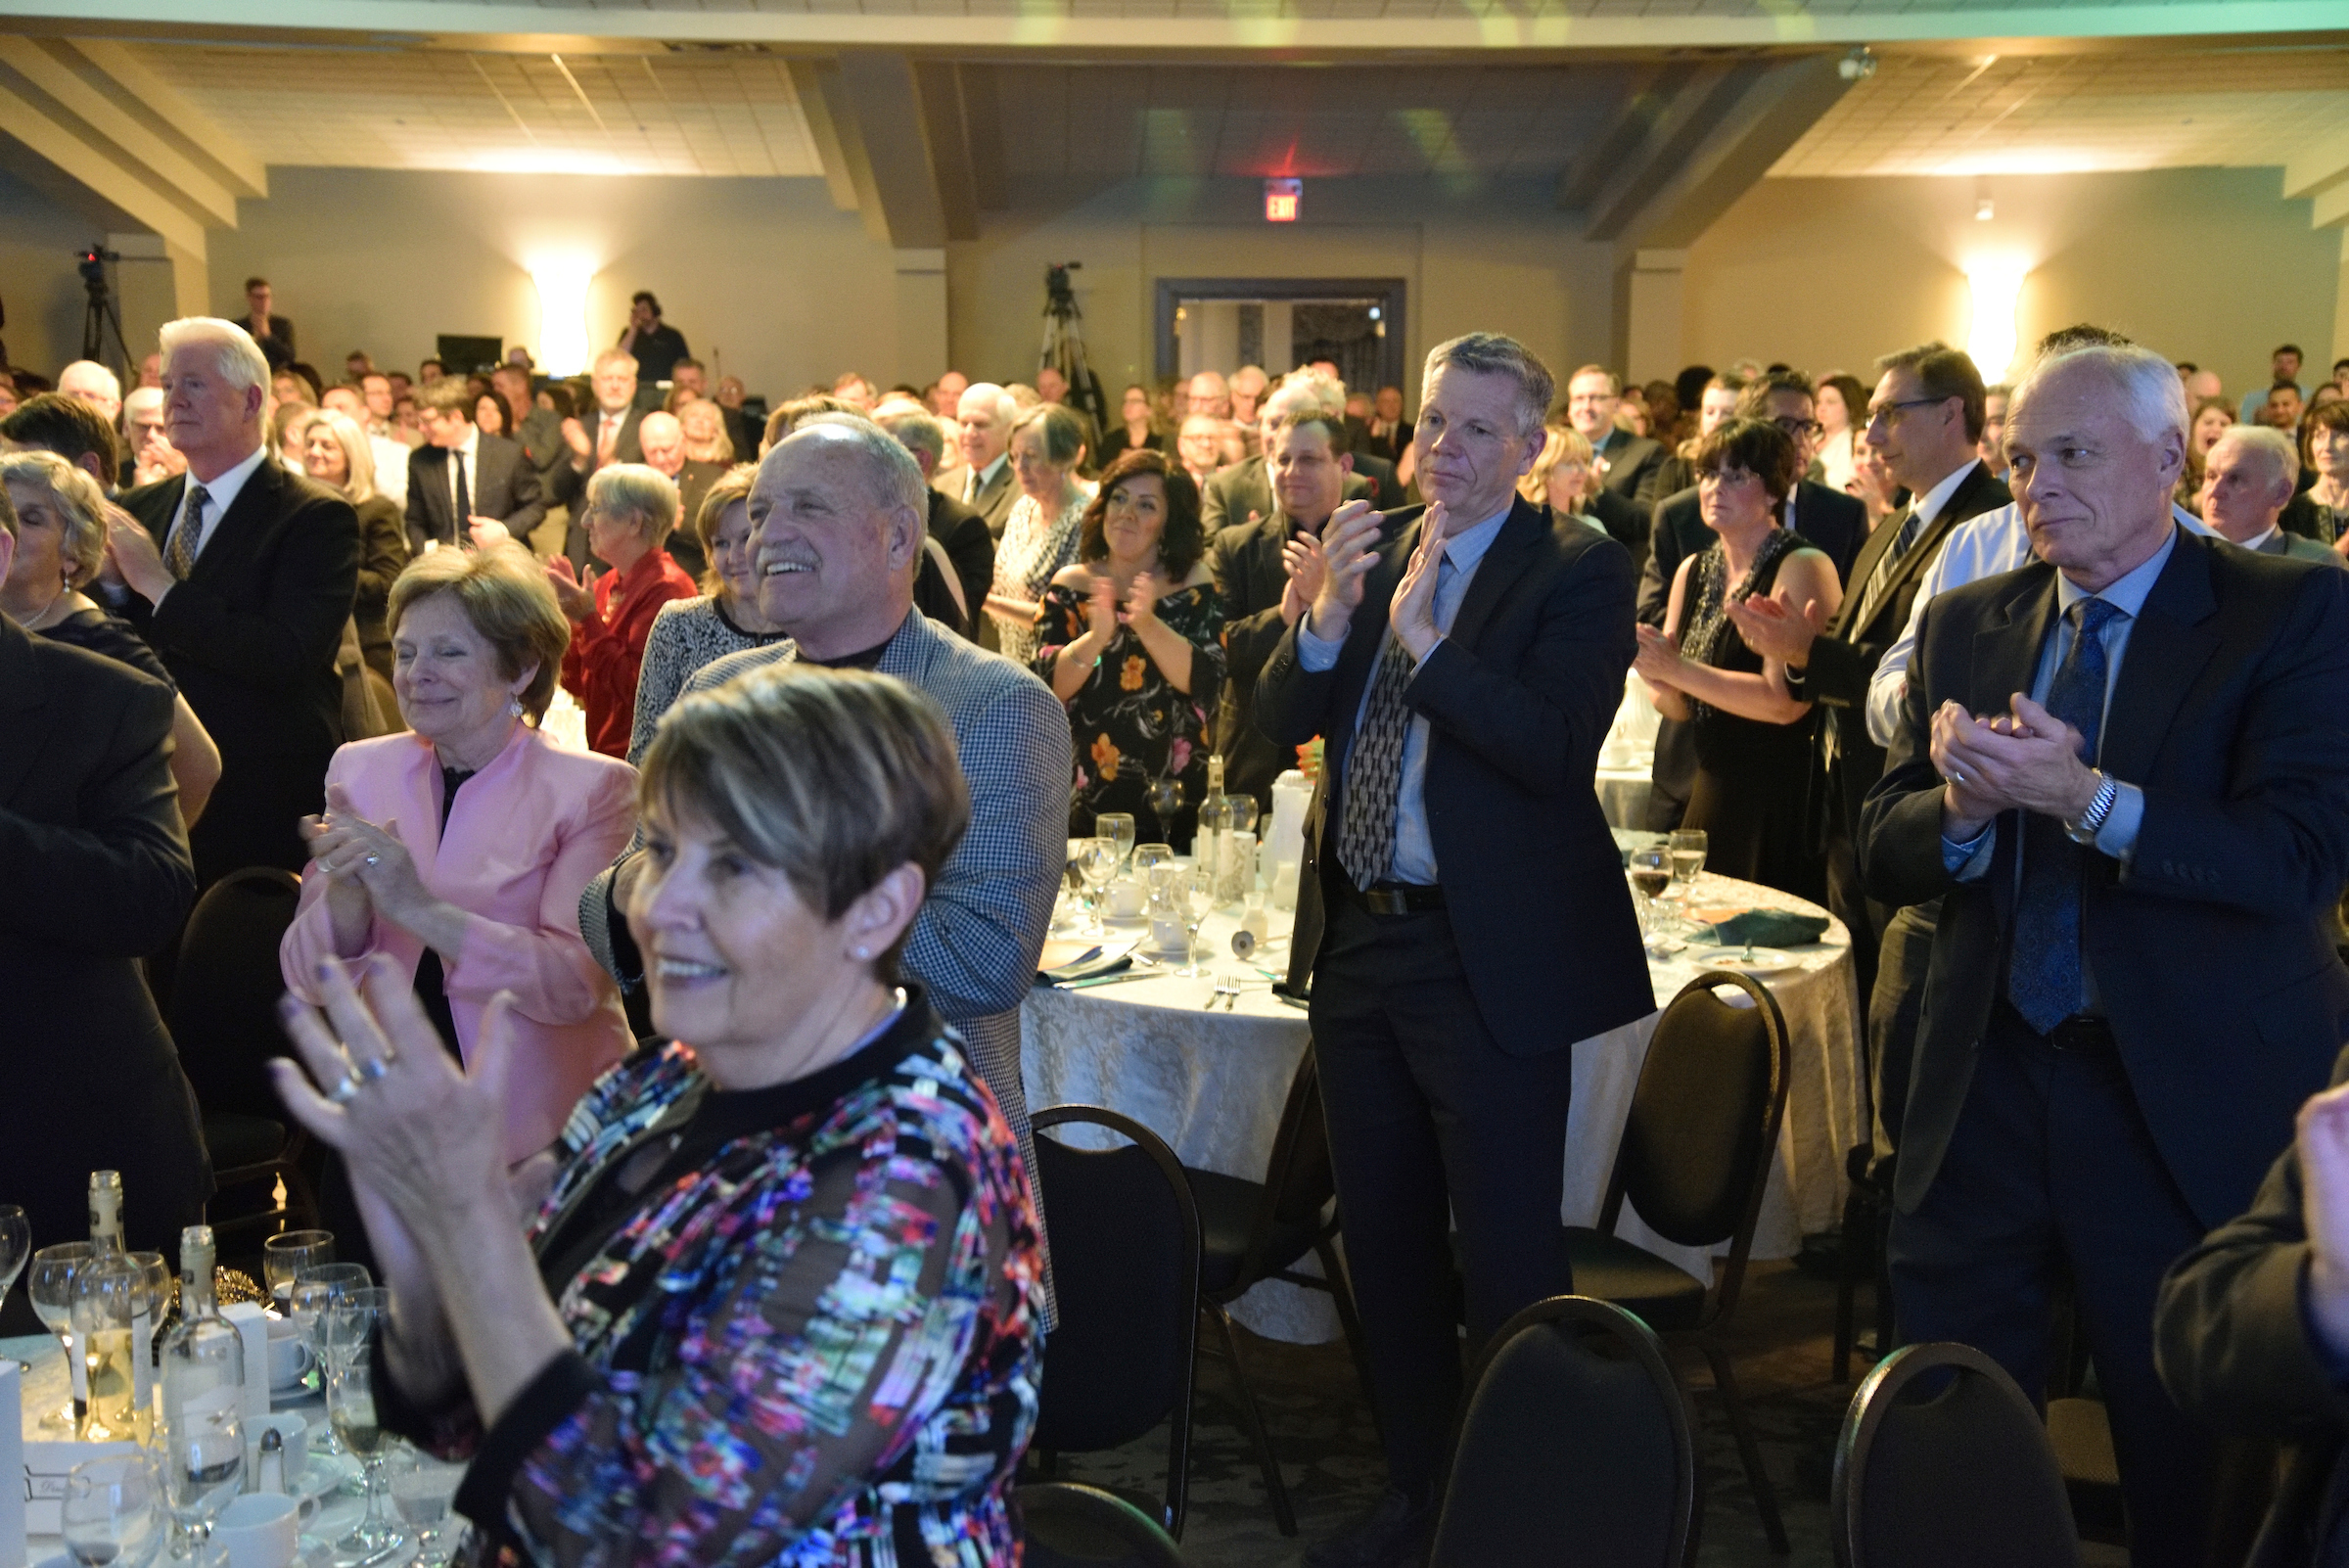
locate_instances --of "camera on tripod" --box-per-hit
[78,246,120,287]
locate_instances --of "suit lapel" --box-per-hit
[1447,497,1545,653]
[0,619,52,807]
[2098,532,2221,785]
[1829,507,1909,637]
[186,460,284,587]
[1974,566,2058,719]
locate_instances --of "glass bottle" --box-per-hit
[1196,755,1233,904]
[159,1226,244,1551]
[87,1171,123,1255]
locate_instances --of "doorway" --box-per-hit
[1154,277,1408,398]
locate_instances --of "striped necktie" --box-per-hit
[164,484,210,580]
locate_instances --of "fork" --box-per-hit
[1205,979,1237,1010]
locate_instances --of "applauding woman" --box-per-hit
[270,666,1042,1561]
[281,543,636,1165]
[1633,419,1840,899]
[548,464,699,759]
[1035,448,1225,844]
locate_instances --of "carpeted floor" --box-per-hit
[1033,1260,2133,1567]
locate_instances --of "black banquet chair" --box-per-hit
[1430,1295,1700,1568]
[1561,970,1793,1553]
[1029,1104,1202,1537]
[166,866,320,1245]
[1831,1341,2081,1568]
[1178,1046,1371,1537]
[1018,1482,1193,1568]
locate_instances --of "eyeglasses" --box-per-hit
[1772,417,1824,439]
[1866,396,1952,428]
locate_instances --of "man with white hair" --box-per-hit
[877,404,993,630]
[953,382,1020,537]
[1201,375,1376,532]
[114,317,359,884]
[58,360,122,427]
[578,415,1070,1306]
[2201,425,2343,567]
[634,409,724,580]
[120,386,180,486]
[1184,370,1231,420]
[1861,339,2349,1568]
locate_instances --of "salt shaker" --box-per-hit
[258,1425,286,1496]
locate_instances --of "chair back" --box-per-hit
[1431,1295,1699,1568]
[1031,1105,1201,1535]
[168,868,304,1120]
[1603,972,1789,1269]
[1225,1049,1336,1292]
[1832,1342,2081,1568]
[1018,1481,1193,1568]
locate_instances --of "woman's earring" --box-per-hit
[509,694,526,717]
[854,946,871,961]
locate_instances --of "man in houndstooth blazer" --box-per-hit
[576,418,1070,1293]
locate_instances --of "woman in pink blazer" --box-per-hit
[282,543,636,1163]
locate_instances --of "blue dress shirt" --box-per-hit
[1297,504,1512,886]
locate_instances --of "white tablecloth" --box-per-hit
[1020,871,1862,1343]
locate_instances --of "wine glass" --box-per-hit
[262,1229,335,1311]
[1146,775,1185,845]
[326,1301,407,1565]
[1667,829,1709,927]
[71,1255,145,1442]
[1173,862,1214,979]
[62,1453,162,1568]
[1628,845,1674,936]
[128,1251,171,1370]
[28,1241,96,1431]
[293,1264,372,1459]
[1076,836,1120,935]
[161,1382,242,1555]
[0,1204,30,1311]
[1094,811,1137,872]
[387,1446,462,1565]
[1131,843,1174,880]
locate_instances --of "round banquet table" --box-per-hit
[1020,871,1864,1343]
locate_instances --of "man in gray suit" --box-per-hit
[2201,427,2345,568]
[577,416,1070,1291]
[954,382,1021,537]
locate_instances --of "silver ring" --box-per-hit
[355,1055,393,1083]
[364,853,381,868]
[1950,768,1966,785]
[327,1076,361,1104]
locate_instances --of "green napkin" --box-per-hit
[1695,910,1829,947]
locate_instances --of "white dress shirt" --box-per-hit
[369,434,411,507]
[1865,499,2214,749]
[170,443,270,562]
[963,453,1008,505]
[445,426,481,524]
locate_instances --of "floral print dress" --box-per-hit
[1033,579,1226,847]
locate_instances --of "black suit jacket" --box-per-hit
[121,458,358,884]
[1210,512,1316,808]
[0,616,210,1277]
[404,434,546,554]
[1803,461,2010,826]
[1861,530,2349,1227]
[1256,496,1655,1055]
[928,489,996,635]
[1201,455,1374,533]
[581,406,646,472]
[1595,429,1667,506]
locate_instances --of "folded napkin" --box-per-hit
[1693,909,1829,947]
[1036,940,1136,986]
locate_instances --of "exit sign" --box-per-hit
[1264,178,1302,222]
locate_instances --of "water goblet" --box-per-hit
[261,1229,335,1312]
[1076,836,1121,934]
[1131,843,1174,879]
[387,1446,462,1566]
[62,1453,162,1568]
[1667,829,1709,924]
[1146,775,1185,844]
[161,1385,243,1557]
[326,1312,408,1567]
[0,1204,30,1310]
[1174,863,1214,979]
[28,1241,96,1431]
[70,1255,146,1442]
[1629,846,1674,936]
[1094,811,1137,872]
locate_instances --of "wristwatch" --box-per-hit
[2063,769,2120,846]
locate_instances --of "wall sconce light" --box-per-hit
[1976,196,1995,221]
[1964,261,2028,383]
[528,258,596,377]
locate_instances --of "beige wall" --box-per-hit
[948,176,1613,407]
[1684,167,2342,397]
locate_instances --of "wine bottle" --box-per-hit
[1196,754,1233,903]
[159,1226,245,1543]
[87,1171,123,1255]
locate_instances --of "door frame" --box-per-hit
[1153,276,1408,392]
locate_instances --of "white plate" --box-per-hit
[1688,945,1808,977]
[294,1452,362,1507]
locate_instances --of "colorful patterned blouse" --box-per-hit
[1032,576,1226,848]
[386,993,1043,1565]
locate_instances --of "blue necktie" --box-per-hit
[2006,597,2125,1034]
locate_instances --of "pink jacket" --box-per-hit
[281,725,637,1163]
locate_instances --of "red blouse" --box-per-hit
[559,548,698,758]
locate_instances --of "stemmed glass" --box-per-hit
[1076,836,1120,935]
[1094,811,1137,873]
[262,1229,335,1311]
[61,1453,163,1568]
[1667,829,1709,930]
[293,1264,372,1460]
[28,1241,96,1431]
[1629,845,1674,937]
[70,1255,147,1442]
[1131,843,1174,880]
[1173,862,1214,979]
[325,1290,407,1567]
[0,1204,30,1311]
[128,1252,171,1372]
[387,1447,462,1566]
[1146,775,1185,846]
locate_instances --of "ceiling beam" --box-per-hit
[0,36,239,226]
[956,64,1008,215]
[0,73,205,252]
[65,36,264,197]
[911,60,978,243]
[783,56,866,213]
[832,52,948,249]
[1581,61,1760,243]
[1555,63,1686,214]
[1607,52,1853,249]
[2284,124,2349,231]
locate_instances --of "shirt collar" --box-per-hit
[2055,521,2180,621]
[2238,525,2281,553]
[978,452,1008,485]
[190,443,271,521]
[1437,501,1513,575]
[457,427,479,462]
[1911,458,1980,527]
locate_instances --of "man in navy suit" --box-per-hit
[1259,334,1652,1567]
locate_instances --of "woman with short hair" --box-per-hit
[0,449,221,822]
[985,403,1089,667]
[2289,399,2349,547]
[2182,395,2237,515]
[1035,448,1224,844]
[296,407,410,681]
[548,463,699,758]
[625,465,787,765]
[281,541,635,1161]
[1634,418,1842,899]
[272,664,1042,1562]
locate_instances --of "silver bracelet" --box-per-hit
[2064,770,2120,846]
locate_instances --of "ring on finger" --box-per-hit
[355,1054,394,1083]
[327,1075,361,1105]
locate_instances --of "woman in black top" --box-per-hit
[0,450,221,825]
[1097,383,1174,464]
[297,408,410,681]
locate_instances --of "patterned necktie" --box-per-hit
[164,484,210,581]
[2006,597,2125,1034]
[1336,553,1451,889]
[453,452,472,533]
[1849,506,1926,632]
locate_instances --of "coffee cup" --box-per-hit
[215,1493,300,1568]
[1105,878,1146,920]
[265,1317,311,1390]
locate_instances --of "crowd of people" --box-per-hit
[6,285,2349,1567]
